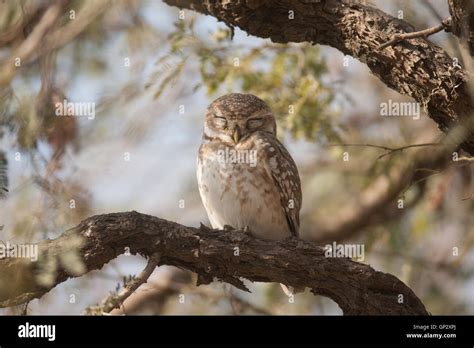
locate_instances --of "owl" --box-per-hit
[196,93,302,295]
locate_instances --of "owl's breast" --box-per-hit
[197,142,289,240]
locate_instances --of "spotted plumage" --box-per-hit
[196,93,302,240]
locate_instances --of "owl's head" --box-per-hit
[204,93,276,145]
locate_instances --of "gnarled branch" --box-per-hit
[0,212,428,315]
[163,0,474,155]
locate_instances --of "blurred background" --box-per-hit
[0,0,473,315]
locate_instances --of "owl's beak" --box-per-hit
[232,128,241,144]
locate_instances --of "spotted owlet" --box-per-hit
[196,93,302,295]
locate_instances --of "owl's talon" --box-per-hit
[243,225,251,234]
[223,224,235,231]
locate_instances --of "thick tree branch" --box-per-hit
[449,0,474,56]
[163,0,474,155]
[0,212,427,315]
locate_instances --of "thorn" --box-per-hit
[199,223,212,232]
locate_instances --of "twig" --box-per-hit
[329,142,441,160]
[97,253,161,314]
[109,271,193,315]
[456,156,474,163]
[224,285,271,315]
[371,249,474,278]
[376,143,441,160]
[329,143,393,151]
[400,168,442,197]
[379,17,452,49]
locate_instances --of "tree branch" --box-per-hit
[0,1,111,88]
[163,0,474,155]
[0,3,62,86]
[96,253,161,314]
[0,212,428,315]
[109,269,192,315]
[448,0,474,56]
[312,122,467,243]
[378,18,451,49]
[329,142,441,160]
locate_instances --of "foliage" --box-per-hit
[148,20,339,142]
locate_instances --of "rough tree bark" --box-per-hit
[0,211,428,315]
[449,0,474,55]
[163,0,474,155]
